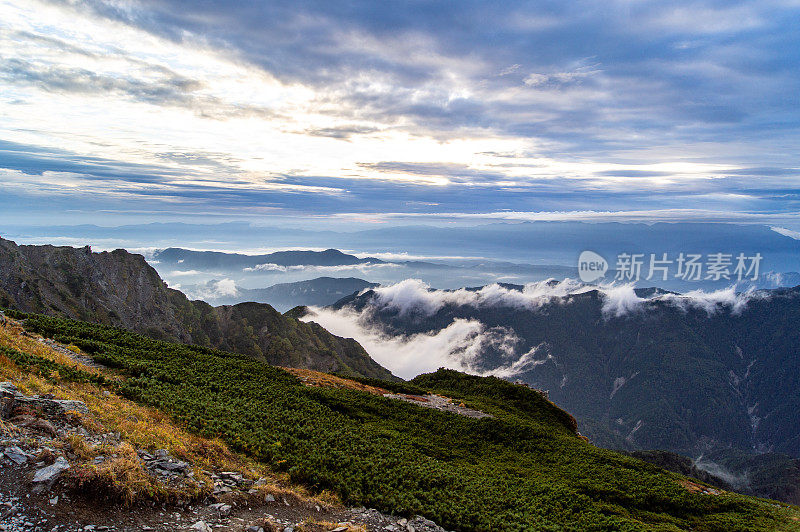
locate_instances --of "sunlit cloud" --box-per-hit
[0,0,798,225]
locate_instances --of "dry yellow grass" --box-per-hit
[297,519,367,532]
[0,315,332,507]
[280,367,387,395]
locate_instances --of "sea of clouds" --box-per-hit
[302,278,766,379]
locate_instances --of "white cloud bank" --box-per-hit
[365,278,760,318]
[301,278,767,378]
[302,305,552,380]
[243,262,398,273]
[183,278,239,301]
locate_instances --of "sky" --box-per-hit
[1,0,800,229]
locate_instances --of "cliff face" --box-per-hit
[0,238,394,380]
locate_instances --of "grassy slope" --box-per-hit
[6,310,800,531]
[0,316,327,508]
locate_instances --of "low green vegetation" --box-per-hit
[6,310,799,531]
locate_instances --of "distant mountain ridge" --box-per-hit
[0,237,394,380]
[189,277,378,311]
[153,247,384,270]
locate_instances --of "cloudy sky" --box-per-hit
[1,0,799,228]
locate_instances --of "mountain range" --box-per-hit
[152,247,384,270]
[0,237,393,380]
[332,282,800,456]
[185,277,378,311]
[2,237,799,505]
[324,281,800,502]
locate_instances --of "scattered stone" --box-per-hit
[382,393,492,419]
[209,502,232,516]
[3,446,30,465]
[32,457,70,494]
[190,521,212,532]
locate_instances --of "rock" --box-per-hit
[32,456,70,494]
[246,527,263,532]
[3,446,30,465]
[209,503,232,516]
[264,494,276,503]
[0,382,20,396]
[331,528,348,532]
[154,459,190,473]
[189,521,212,532]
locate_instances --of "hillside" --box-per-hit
[332,282,800,458]
[0,238,392,380]
[3,310,799,530]
[0,312,447,532]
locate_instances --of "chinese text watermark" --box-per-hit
[579,251,762,283]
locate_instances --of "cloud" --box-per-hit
[302,305,551,379]
[771,226,800,240]
[523,66,602,88]
[656,286,762,315]
[693,455,751,491]
[2,0,800,225]
[243,262,398,273]
[366,278,591,316]
[599,285,646,317]
[361,278,767,319]
[303,277,771,378]
[183,278,239,300]
[166,269,204,276]
[243,263,302,273]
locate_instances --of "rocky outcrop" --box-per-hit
[1,380,451,532]
[0,238,394,380]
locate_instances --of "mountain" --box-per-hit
[4,311,799,530]
[152,247,383,270]
[7,221,800,272]
[326,282,800,492]
[0,237,393,380]
[187,277,378,311]
[325,281,800,501]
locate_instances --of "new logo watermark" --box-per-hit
[578,251,762,283]
[578,251,608,283]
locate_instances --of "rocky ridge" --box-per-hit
[0,238,393,380]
